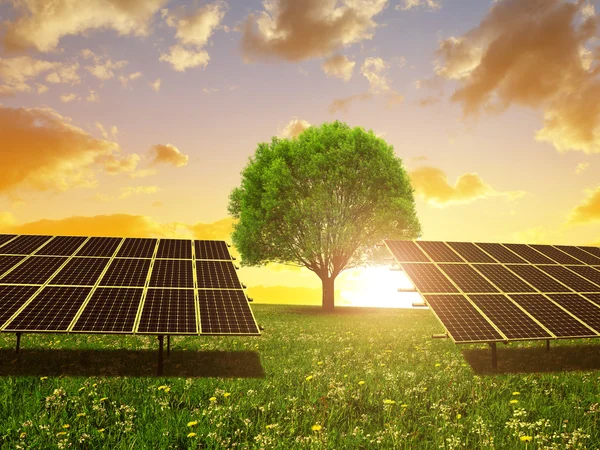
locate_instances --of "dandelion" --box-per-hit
[62,424,70,429]
[97,428,105,433]
[99,397,108,402]
[40,376,48,381]
[435,363,441,367]
[92,383,97,388]
[401,404,408,408]
[383,399,396,405]
[510,400,519,404]
[187,421,198,427]
[305,375,313,381]
[19,432,26,439]
[187,432,197,438]
[56,431,67,436]
[512,391,520,396]
[312,424,322,431]
[223,392,231,398]
[358,380,365,385]
[209,396,217,402]
[317,361,323,365]
[164,387,171,393]
[457,414,462,419]
[520,436,532,442]
[77,413,86,418]
[157,385,168,391]
[78,387,85,392]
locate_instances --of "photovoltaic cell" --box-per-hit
[508,294,597,337]
[116,238,157,258]
[536,265,599,292]
[137,288,196,334]
[0,255,26,277]
[578,246,600,259]
[468,294,551,339]
[438,264,499,293]
[0,234,17,247]
[3,286,91,331]
[422,294,503,343]
[529,245,583,265]
[196,260,242,289]
[417,241,464,262]
[71,287,143,333]
[0,235,53,255]
[195,240,232,260]
[0,256,68,284]
[49,258,110,286]
[472,264,535,293]
[400,263,459,293]
[446,242,496,263]
[385,240,429,262]
[34,235,87,256]
[475,243,528,263]
[199,290,260,334]
[0,285,40,328]
[506,265,571,292]
[99,258,151,287]
[583,294,600,308]
[554,246,600,265]
[149,259,194,288]
[156,239,192,259]
[76,237,122,257]
[548,294,600,334]
[566,266,600,287]
[502,244,556,264]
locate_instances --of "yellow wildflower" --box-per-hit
[40,376,48,381]
[435,363,441,367]
[78,387,85,392]
[311,424,322,431]
[358,380,365,385]
[305,375,313,381]
[99,397,108,402]
[383,399,396,405]
[157,385,168,391]
[457,414,462,419]
[62,424,70,429]
[510,399,519,404]
[209,396,217,402]
[520,436,532,442]
[187,421,198,427]
[56,431,67,436]
[223,392,231,397]
[401,404,408,408]
[187,432,197,438]
[77,413,86,418]
[98,429,105,433]
[317,361,323,365]
[513,391,520,396]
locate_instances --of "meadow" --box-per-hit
[1,304,600,449]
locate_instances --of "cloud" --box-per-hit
[119,71,143,87]
[239,0,388,62]
[159,45,210,72]
[567,186,600,225]
[150,78,162,91]
[0,56,79,95]
[434,0,600,153]
[322,54,356,81]
[279,118,311,138]
[119,185,160,199]
[328,92,373,114]
[0,105,140,193]
[111,126,118,139]
[96,122,109,140]
[86,89,98,102]
[150,144,189,167]
[60,93,79,103]
[36,83,48,94]
[396,0,441,11]
[409,166,526,206]
[202,87,219,94]
[575,162,590,174]
[2,0,168,53]
[0,211,17,230]
[189,217,235,241]
[85,59,128,81]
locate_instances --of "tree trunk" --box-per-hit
[321,276,335,312]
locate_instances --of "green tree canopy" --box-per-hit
[228,120,421,310]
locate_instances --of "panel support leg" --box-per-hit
[15,332,21,354]
[167,335,170,357]
[546,339,550,352]
[489,342,497,370]
[157,335,164,376]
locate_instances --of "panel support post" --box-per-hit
[489,342,497,370]
[157,335,164,376]
[546,339,550,352]
[15,332,21,354]
[167,335,170,357]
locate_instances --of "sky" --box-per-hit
[0,0,599,308]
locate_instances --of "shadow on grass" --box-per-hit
[0,349,265,378]
[282,306,422,316]
[463,343,600,375]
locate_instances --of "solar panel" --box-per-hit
[385,240,429,262]
[583,294,600,307]
[116,238,157,258]
[505,265,571,292]
[438,264,499,293]
[567,266,600,286]
[548,294,600,334]
[578,246,600,259]
[71,287,143,333]
[3,286,91,332]
[49,257,111,286]
[422,294,504,343]
[508,294,598,337]
[0,285,40,328]
[554,245,600,265]
[0,234,17,247]
[149,259,194,288]
[137,288,196,334]
[0,256,68,284]
[529,245,584,265]
[198,290,260,334]
[472,264,536,293]
[446,242,496,263]
[195,240,232,260]
[196,260,242,289]
[400,263,459,293]
[468,294,552,339]
[0,235,53,255]
[156,239,192,259]
[0,255,26,277]
[536,265,600,292]
[76,237,122,257]
[417,241,464,262]
[502,244,556,264]
[99,258,151,287]
[474,243,528,263]
[34,235,87,256]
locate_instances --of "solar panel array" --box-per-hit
[385,240,600,344]
[0,234,259,336]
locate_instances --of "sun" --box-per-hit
[338,265,422,308]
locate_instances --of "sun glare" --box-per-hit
[338,265,422,308]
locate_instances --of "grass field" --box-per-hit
[1,304,600,449]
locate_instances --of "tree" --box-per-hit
[228,120,421,311]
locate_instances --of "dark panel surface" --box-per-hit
[385,240,430,262]
[99,258,151,287]
[149,259,194,288]
[578,246,600,259]
[156,239,192,259]
[472,264,536,293]
[438,264,499,293]
[423,294,503,343]
[196,260,242,289]
[116,238,157,258]
[137,288,196,334]
[475,243,528,263]
[529,245,583,265]
[446,242,496,263]
[554,246,600,265]
[34,236,87,256]
[417,241,464,262]
[76,237,122,257]
[0,235,17,247]
[71,287,142,333]
[506,265,571,292]
[199,290,260,334]
[49,258,110,286]
[583,294,600,307]
[502,244,556,264]
[566,266,600,286]
[399,263,459,293]
[194,240,232,260]
[0,235,53,255]
[0,285,40,327]
[536,265,599,292]
[548,294,600,334]
[0,256,68,284]
[0,255,26,277]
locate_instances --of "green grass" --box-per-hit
[1,304,600,449]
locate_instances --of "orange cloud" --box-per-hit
[409,166,526,206]
[189,217,235,241]
[328,92,373,114]
[3,0,167,53]
[159,45,210,72]
[567,186,600,225]
[239,0,387,62]
[149,78,161,91]
[0,57,79,95]
[81,50,128,81]
[322,54,356,81]
[434,0,600,153]
[0,105,140,194]
[150,144,189,167]
[396,0,441,11]
[279,118,311,139]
